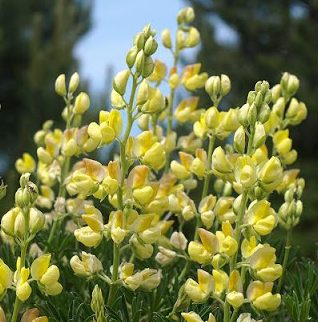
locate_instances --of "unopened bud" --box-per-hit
[126,46,138,68]
[69,72,80,93]
[253,122,266,149]
[220,74,231,96]
[234,126,245,154]
[161,29,172,48]
[144,36,158,56]
[73,92,90,114]
[55,74,66,96]
[113,70,130,95]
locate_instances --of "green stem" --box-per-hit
[164,50,179,172]
[230,191,248,270]
[277,229,292,292]
[107,75,138,307]
[224,301,230,322]
[107,243,120,306]
[46,156,70,249]
[11,208,30,322]
[201,135,216,199]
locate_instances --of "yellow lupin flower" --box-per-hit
[247,281,281,311]
[285,98,307,125]
[190,149,207,179]
[258,156,283,192]
[181,64,208,91]
[214,109,239,139]
[147,59,167,84]
[212,269,229,296]
[214,197,235,223]
[175,97,203,123]
[66,159,105,197]
[226,270,244,308]
[241,236,262,258]
[170,152,194,180]
[0,259,13,296]
[185,269,214,302]
[70,251,103,277]
[16,267,32,302]
[211,147,233,178]
[199,194,217,229]
[273,130,297,165]
[133,131,166,170]
[15,153,36,174]
[188,228,219,264]
[130,234,153,259]
[234,156,257,190]
[81,205,104,232]
[31,254,62,296]
[246,200,276,235]
[139,268,161,291]
[140,86,165,114]
[20,308,48,322]
[276,169,300,193]
[216,221,238,257]
[36,185,55,209]
[181,312,216,322]
[107,210,128,244]
[249,244,282,282]
[193,112,210,139]
[74,226,103,248]
[62,128,79,157]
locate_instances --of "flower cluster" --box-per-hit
[0,6,307,322]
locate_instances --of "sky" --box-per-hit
[75,0,186,93]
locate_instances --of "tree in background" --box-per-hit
[187,0,317,157]
[0,0,91,181]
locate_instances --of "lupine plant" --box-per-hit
[0,6,317,322]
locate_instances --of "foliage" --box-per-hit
[0,6,315,322]
[0,0,92,205]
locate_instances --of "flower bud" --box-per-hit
[126,46,138,68]
[238,103,249,127]
[286,98,307,125]
[161,29,172,48]
[111,89,126,109]
[130,235,153,259]
[55,74,66,96]
[113,70,130,95]
[205,76,220,98]
[136,80,149,106]
[29,208,45,234]
[142,56,155,78]
[69,72,80,93]
[170,231,188,250]
[204,106,219,129]
[226,291,244,308]
[253,122,266,149]
[134,32,145,50]
[176,30,186,50]
[281,72,299,97]
[70,252,103,277]
[187,27,200,47]
[73,92,90,114]
[0,180,7,201]
[181,312,203,322]
[144,36,158,56]
[247,103,257,125]
[135,50,145,75]
[271,84,282,103]
[220,74,231,96]
[234,126,245,154]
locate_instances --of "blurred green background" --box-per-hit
[0,0,317,256]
